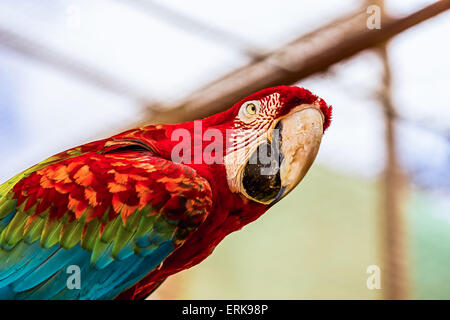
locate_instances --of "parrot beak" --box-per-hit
[270,104,324,205]
[240,102,324,205]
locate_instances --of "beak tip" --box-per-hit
[269,185,287,207]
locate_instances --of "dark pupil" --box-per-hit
[249,104,255,112]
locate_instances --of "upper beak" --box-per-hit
[270,104,324,205]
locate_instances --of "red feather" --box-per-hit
[5,85,331,300]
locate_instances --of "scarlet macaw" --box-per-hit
[0,86,331,299]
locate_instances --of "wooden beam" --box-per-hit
[141,0,449,125]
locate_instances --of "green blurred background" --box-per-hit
[156,165,450,299]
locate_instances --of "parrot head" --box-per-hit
[102,85,332,298]
[217,86,332,206]
[162,85,332,208]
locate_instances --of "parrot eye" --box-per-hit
[246,103,257,115]
[239,101,260,121]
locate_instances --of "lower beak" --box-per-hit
[271,107,324,204]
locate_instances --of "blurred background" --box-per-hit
[0,0,449,299]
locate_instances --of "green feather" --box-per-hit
[60,218,84,249]
[112,221,135,258]
[90,236,112,267]
[0,210,28,250]
[100,216,122,243]
[123,208,144,231]
[135,210,157,239]
[23,215,46,244]
[153,215,176,236]
[0,197,16,220]
[81,218,101,251]
[40,217,63,249]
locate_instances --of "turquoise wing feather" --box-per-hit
[0,145,212,299]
